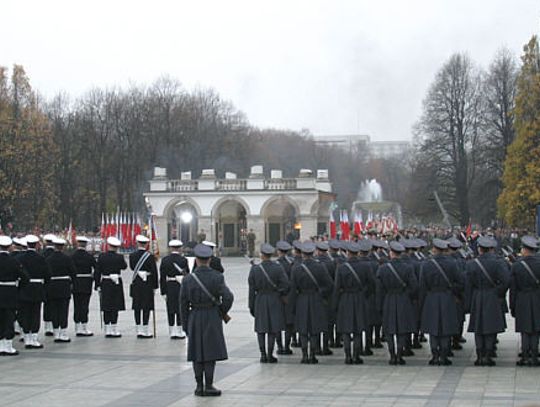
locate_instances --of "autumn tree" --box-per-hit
[414,53,484,226]
[498,36,540,227]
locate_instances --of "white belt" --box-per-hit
[102,274,121,285]
[29,279,44,284]
[76,274,93,278]
[166,277,179,282]
[0,281,18,287]
[50,276,70,281]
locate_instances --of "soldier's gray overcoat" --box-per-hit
[290,258,333,335]
[466,253,509,335]
[333,256,375,334]
[248,260,289,333]
[180,266,234,362]
[510,256,540,333]
[419,255,463,336]
[376,258,418,335]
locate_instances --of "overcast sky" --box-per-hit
[1,0,539,140]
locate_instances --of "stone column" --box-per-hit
[246,215,265,256]
[297,215,318,241]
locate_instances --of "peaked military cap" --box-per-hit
[276,240,292,251]
[432,238,449,250]
[358,239,373,252]
[76,236,90,243]
[194,243,213,259]
[447,237,462,249]
[389,241,405,253]
[477,236,495,249]
[107,237,121,247]
[260,243,275,255]
[202,240,216,248]
[292,240,303,251]
[301,241,316,254]
[346,241,361,253]
[316,241,329,251]
[13,237,26,247]
[328,239,341,250]
[136,235,150,243]
[521,235,539,250]
[372,239,389,249]
[402,239,415,250]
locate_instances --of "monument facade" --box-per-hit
[144,166,335,255]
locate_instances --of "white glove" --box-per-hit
[110,274,120,285]
[162,294,167,300]
[137,271,148,282]
[175,275,184,284]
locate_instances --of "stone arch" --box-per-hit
[211,195,252,217]
[261,195,301,245]
[260,195,301,218]
[212,196,250,256]
[163,197,202,244]
[163,196,202,219]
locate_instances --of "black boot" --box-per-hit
[428,351,439,366]
[452,336,463,350]
[344,346,353,365]
[194,376,204,397]
[412,334,422,349]
[396,350,406,365]
[388,350,397,365]
[204,385,222,397]
[474,350,483,366]
[301,348,309,364]
[260,350,268,363]
[309,348,319,364]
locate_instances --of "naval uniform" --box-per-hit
[418,254,463,364]
[0,251,27,343]
[45,250,76,330]
[376,258,418,364]
[41,246,55,333]
[510,255,540,365]
[71,248,96,325]
[248,260,289,359]
[333,256,375,363]
[18,249,49,337]
[159,252,189,327]
[95,251,127,325]
[465,252,509,365]
[129,249,159,327]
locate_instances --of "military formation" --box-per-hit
[247,235,540,367]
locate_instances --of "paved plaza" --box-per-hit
[2,257,540,407]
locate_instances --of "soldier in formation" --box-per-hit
[159,239,189,339]
[180,243,234,397]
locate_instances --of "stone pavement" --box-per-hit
[2,257,540,407]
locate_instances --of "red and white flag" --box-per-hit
[342,210,350,241]
[329,210,337,239]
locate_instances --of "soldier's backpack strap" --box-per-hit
[301,264,321,291]
[520,260,540,286]
[343,262,362,286]
[430,258,453,289]
[258,263,278,290]
[387,263,407,288]
[132,251,151,282]
[473,258,496,287]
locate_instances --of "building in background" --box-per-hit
[144,166,335,256]
[314,134,411,159]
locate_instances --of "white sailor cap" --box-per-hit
[136,235,150,243]
[52,237,67,245]
[13,237,27,247]
[202,240,216,248]
[107,236,121,247]
[43,234,56,242]
[0,236,13,246]
[25,234,40,244]
[168,239,183,247]
[76,236,90,243]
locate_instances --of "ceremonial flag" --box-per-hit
[353,211,361,236]
[366,211,373,230]
[329,210,337,239]
[465,222,472,238]
[342,210,350,240]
